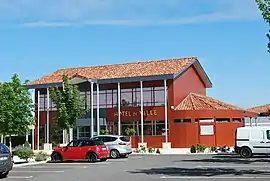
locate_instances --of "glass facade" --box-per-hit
[39,86,167,110]
[37,84,169,143]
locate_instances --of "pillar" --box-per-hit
[117,82,121,135]
[90,81,94,137]
[97,83,100,136]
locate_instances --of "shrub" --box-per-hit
[100,129,109,135]
[13,145,24,155]
[24,141,31,148]
[124,128,136,136]
[148,148,155,153]
[35,151,48,162]
[196,144,206,153]
[156,148,161,154]
[17,148,34,162]
[210,146,218,152]
[139,145,147,153]
[190,145,196,153]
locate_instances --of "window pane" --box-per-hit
[132,90,141,107]
[216,118,230,122]
[112,90,118,106]
[154,90,164,104]
[156,123,165,136]
[121,92,132,107]
[267,130,270,140]
[174,119,191,124]
[106,90,113,108]
[143,91,152,106]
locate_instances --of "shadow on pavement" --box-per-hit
[128,167,270,177]
[175,155,270,164]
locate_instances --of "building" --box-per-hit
[246,104,270,127]
[27,57,256,150]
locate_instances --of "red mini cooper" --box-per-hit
[51,139,109,163]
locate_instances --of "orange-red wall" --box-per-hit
[172,65,206,106]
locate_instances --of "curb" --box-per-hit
[13,160,48,168]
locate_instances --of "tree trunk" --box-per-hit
[69,128,73,142]
[9,135,12,152]
[0,135,3,143]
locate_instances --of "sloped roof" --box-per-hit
[247,104,270,114]
[174,93,245,111]
[28,57,210,86]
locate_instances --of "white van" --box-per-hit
[235,126,270,158]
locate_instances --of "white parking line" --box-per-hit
[8,176,33,179]
[12,170,64,173]
[196,165,270,168]
[160,176,270,179]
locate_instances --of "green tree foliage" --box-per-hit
[0,74,35,139]
[256,0,270,52]
[50,75,86,133]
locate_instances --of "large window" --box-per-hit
[119,120,168,136]
[39,94,57,111]
[83,86,167,108]
[38,85,168,111]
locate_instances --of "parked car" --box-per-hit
[92,135,132,159]
[235,126,270,158]
[0,143,13,178]
[50,138,109,163]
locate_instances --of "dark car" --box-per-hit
[0,143,13,178]
[50,139,109,163]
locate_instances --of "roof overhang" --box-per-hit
[25,82,63,89]
[173,59,212,88]
[96,74,174,84]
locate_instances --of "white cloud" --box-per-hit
[0,0,262,27]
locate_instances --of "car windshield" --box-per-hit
[0,144,9,154]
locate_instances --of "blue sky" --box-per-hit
[0,0,269,109]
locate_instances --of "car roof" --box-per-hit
[93,135,123,138]
[238,126,270,130]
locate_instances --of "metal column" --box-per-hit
[90,82,94,138]
[164,80,168,143]
[140,81,144,143]
[117,83,121,135]
[97,83,100,136]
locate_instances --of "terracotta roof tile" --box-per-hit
[174,93,244,111]
[247,104,270,114]
[29,57,197,85]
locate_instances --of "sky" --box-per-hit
[0,0,269,109]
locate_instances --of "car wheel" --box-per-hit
[0,171,9,178]
[240,147,252,158]
[87,152,98,163]
[51,152,62,163]
[100,158,107,162]
[110,150,120,159]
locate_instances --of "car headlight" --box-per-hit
[0,157,8,161]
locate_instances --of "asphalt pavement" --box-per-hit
[2,154,270,181]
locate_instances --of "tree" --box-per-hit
[50,75,86,142]
[0,74,35,150]
[256,0,270,52]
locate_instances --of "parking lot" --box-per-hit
[3,154,270,181]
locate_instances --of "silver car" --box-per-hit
[92,135,132,159]
[0,143,13,178]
